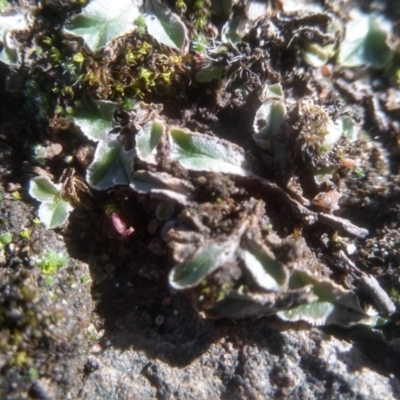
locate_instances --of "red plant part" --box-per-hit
[111,213,134,237]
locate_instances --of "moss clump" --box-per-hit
[36,250,68,275]
[0,232,12,246]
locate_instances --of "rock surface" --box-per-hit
[81,318,400,399]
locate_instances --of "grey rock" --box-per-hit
[81,319,400,400]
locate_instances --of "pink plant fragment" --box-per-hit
[111,213,134,237]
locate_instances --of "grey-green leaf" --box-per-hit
[135,119,164,164]
[208,292,272,318]
[87,134,134,190]
[338,115,358,142]
[302,43,335,67]
[169,241,238,289]
[289,269,364,312]
[169,127,250,175]
[29,176,61,202]
[240,237,288,291]
[0,10,29,66]
[131,170,193,204]
[208,288,315,318]
[73,97,117,142]
[38,200,72,229]
[253,100,286,139]
[313,165,336,185]
[278,302,381,327]
[144,0,189,53]
[221,16,249,44]
[63,0,139,52]
[338,13,393,68]
[260,83,283,102]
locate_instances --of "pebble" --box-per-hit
[155,315,164,326]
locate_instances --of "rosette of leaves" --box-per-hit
[126,115,388,325]
[161,197,382,326]
[29,176,73,229]
[29,95,135,227]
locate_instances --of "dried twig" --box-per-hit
[337,250,396,316]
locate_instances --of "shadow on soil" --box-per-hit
[63,195,399,380]
[63,195,293,367]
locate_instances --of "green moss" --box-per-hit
[175,0,187,13]
[36,250,68,275]
[12,191,22,201]
[81,274,90,283]
[390,287,400,302]
[353,167,367,179]
[28,368,39,381]
[0,232,12,245]
[32,218,41,226]
[134,15,147,36]
[19,228,32,239]
[13,351,29,367]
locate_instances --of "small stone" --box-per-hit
[76,144,95,168]
[311,190,342,213]
[74,299,83,309]
[36,143,63,159]
[155,315,164,326]
[29,379,54,400]
[6,182,22,192]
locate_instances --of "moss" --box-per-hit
[13,351,29,367]
[36,250,68,275]
[353,166,367,179]
[12,192,22,201]
[0,232,12,245]
[19,228,32,239]
[28,368,39,381]
[81,274,90,283]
